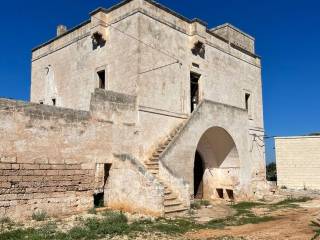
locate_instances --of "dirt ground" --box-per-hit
[186,199,320,240]
[1,196,320,240]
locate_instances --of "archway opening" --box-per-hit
[194,151,205,199]
[194,127,240,200]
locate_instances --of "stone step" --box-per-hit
[164,201,182,207]
[152,153,161,157]
[156,149,164,153]
[146,162,159,166]
[149,169,159,174]
[164,189,172,195]
[147,166,159,170]
[164,206,188,215]
[159,145,167,150]
[164,195,177,201]
[149,157,159,162]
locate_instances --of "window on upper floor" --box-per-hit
[245,92,253,119]
[97,70,106,89]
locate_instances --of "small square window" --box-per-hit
[39,101,44,105]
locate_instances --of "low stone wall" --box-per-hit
[0,98,94,219]
[0,163,93,219]
[0,90,164,219]
[159,161,190,208]
[275,136,320,190]
[107,154,164,216]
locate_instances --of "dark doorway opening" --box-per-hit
[190,72,200,112]
[93,193,104,208]
[98,70,106,89]
[194,151,205,199]
[93,163,112,208]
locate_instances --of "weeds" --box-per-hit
[0,217,11,224]
[32,210,47,221]
[191,199,211,209]
[191,201,201,209]
[311,221,320,240]
[0,197,312,239]
[312,228,320,240]
[269,196,312,210]
[87,208,97,215]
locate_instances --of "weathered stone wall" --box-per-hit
[275,136,320,190]
[159,100,261,200]
[31,11,140,111]
[0,99,93,219]
[0,90,164,219]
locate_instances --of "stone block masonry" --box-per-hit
[275,136,320,190]
[0,89,164,219]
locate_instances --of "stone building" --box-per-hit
[275,136,320,190]
[0,0,266,219]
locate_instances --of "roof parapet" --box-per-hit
[210,23,255,54]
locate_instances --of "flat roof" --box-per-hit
[275,135,320,140]
[32,0,259,59]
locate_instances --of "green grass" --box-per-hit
[312,229,320,240]
[87,208,97,215]
[191,199,211,209]
[268,197,312,210]
[32,210,48,221]
[0,217,11,225]
[1,197,311,240]
[311,221,320,240]
[0,209,273,240]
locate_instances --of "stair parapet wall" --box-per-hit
[159,161,190,209]
[108,154,165,216]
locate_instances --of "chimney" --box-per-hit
[57,25,67,36]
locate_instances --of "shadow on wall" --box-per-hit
[194,127,240,200]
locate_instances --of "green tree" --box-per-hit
[266,162,277,181]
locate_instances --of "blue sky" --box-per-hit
[0,0,319,163]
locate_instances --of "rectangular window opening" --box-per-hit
[245,93,250,111]
[226,189,234,200]
[190,72,200,112]
[192,62,200,68]
[52,98,56,106]
[39,101,44,105]
[216,188,224,199]
[98,70,106,89]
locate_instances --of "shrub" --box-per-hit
[32,210,47,221]
[87,208,97,215]
[190,201,201,209]
[0,217,11,224]
[266,162,277,181]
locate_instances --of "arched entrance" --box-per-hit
[193,127,240,200]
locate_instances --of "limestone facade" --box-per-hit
[275,136,320,190]
[0,0,267,219]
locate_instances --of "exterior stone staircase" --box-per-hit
[145,123,188,217]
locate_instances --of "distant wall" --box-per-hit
[275,136,320,190]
